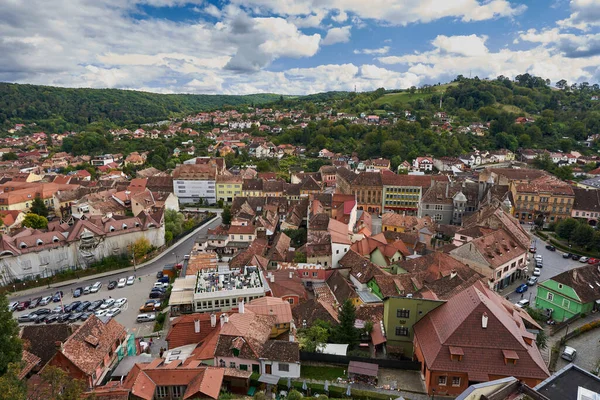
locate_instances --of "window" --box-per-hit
[395,327,409,336]
[278,363,290,372]
[288,298,294,305]
[230,361,236,368]
[312,272,318,277]
[172,385,186,398]
[558,284,563,289]
[563,299,570,308]
[396,309,410,318]
[452,377,461,387]
[438,376,447,386]
[547,292,554,302]
[156,386,169,398]
[240,364,248,371]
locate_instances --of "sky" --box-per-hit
[1,0,600,95]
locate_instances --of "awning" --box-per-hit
[348,361,378,377]
[258,374,281,385]
[168,291,194,306]
[370,322,386,346]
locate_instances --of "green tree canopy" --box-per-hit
[22,213,48,229]
[30,196,49,217]
[331,299,359,348]
[0,294,22,375]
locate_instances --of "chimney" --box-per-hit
[239,299,245,314]
[573,269,578,281]
[289,271,293,279]
[210,313,217,328]
[482,312,488,329]
[445,183,449,198]
[450,270,457,279]
[224,314,229,324]
[220,314,225,328]
[270,275,275,283]
[194,319,200,334]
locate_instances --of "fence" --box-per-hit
[299,351,421,370]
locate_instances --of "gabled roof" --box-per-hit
[414,281,549,382]
[166,313,222,349]
[338,249,386,284]
[21,324,73,367]
[545,263,600,303]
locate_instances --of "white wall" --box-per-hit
[331,242,350,269]
[261,360,301,378]
[173,179,216,204]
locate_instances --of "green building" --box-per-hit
[535,264,600,322]
[383,296,444,357]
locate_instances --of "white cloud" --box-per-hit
[321,25,352,45]
[520,28,600,58]
[354,46,390,55]
[230,0,526,25]
[256,18,321,58]
[558,0,600,31]
[431,34,489,57]
[203,4,222,18]
[331,10,348,23]
[288,11,327,28]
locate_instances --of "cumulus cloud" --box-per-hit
[354,46,390,55]
[321,25,352,45]
[520,28,600,58]
[431,34,489,57]
[558,0,600,30]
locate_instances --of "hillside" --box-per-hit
[0,83,281,132]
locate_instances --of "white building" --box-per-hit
[172,164,217,204]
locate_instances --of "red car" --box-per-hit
[588,258,599,264]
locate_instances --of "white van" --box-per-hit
[561,346,577,361]
[136,314,156,323]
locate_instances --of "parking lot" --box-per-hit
[11,272,163,338]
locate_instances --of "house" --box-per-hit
[349,234,410,267]
[413,281,549,396]
[264,270,308,307]
[46,315,127,388]
[510,175,575,225]
[413,157,433,172]
[21,324,74,373]
[535,264,600,322]
[449,228,527,291]
[319,149,334,159]
[433,157,465,173]
[172,163,218,205]
[571,188,600,225]
[381,173,433,215]
[418,181,479,225]
[131,190,179,216]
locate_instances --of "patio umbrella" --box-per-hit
[287,377,291,389]
[346,384,352,397]
[324,380,329,392]
[302,380,308,391]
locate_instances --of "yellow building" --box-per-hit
[216,175,242,204]
[510,177,575,224]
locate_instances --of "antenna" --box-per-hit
[354,85,357,93]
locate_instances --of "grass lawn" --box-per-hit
[301,365,346,380]
[372,82,458,108]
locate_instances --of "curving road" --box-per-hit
[9,216,221,303]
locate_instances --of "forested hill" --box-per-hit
[0,83,281,132]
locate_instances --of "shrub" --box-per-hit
[287,390,304,400]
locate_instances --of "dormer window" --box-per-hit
[122,224,128,229]
[109,226,115,232]
[52,236,59,243]
[502,349,519,365]
[36,239,43,246]
[135,222,140,227]
[19,242,27,249]
[449,346,464,361]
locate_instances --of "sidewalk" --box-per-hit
[7,215,219,300]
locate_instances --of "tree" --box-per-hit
[571,224,594,248]
[0,363,26,400]
[556,218,580,241]
[28,365,86,400]
[1,152,17,161]
[130,237,151,260]
[298,320,330,352]
[30,196,49,217]
[22,213,48,229]
[331,299,359,347]
[293,251,307,263]
[536,329,548,350]
[287,390,304,400]
[0,293,22,375]
[221,205,232,225]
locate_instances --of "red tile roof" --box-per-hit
[166,313,222,349]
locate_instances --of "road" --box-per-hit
[9,216,222,303]
[500,233,586,307]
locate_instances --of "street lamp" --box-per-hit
[431,388,435,400]
[173,252,179,265]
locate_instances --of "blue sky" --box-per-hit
[1,0,600,94]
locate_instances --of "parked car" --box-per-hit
[154,282,169,289]
[45,314,60,324]
[29,297,42,309]
[563,252,572,259]
[156,271,164,279]
[80,312,93,321]
[39,296,53,306]
[114,298,128,308]
[18,312,37,323]
[136,314,156,323]
[536,260,543,268]
[529,246,536,253]
[16,300,31,311]
[149,291,164,299]
[534,254,543,261]
[51,306,63,314]
[73,287,83,298]
[75,301,91,313]
[95,309,108,317]
[126,276,135,285]
[64,301,81,313]
[106,307,121,317]
[139,300,161,312]
[533,268,542,276]
[8,301,18,312]
[117,278,126,288]
[515,299,530,308]
[561,346,577,361]
[157,276,169,284]
[34,313,50,324]
[90,281,102,293]
[68,312,83,322]
[101,298,116,309]
[88,300,104,312]
[572,254,581,261]
[527,276,539,286]
[515,284,528,293]
[108,281,117,290]
[83,286,92,295]
[57,313,71,323]
[545,244,556,251]
[52,291,63,302]
[580,256,590,263]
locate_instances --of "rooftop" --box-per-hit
[195,265,265,297]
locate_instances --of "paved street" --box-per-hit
[555,324,600,373]
[8,216,221,303]
[500,233,583,309]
